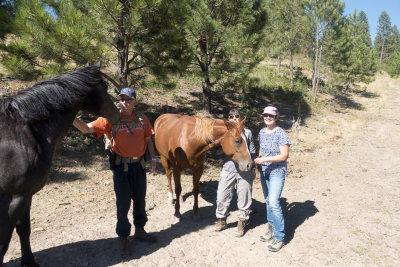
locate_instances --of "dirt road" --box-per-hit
[4,75,400,266]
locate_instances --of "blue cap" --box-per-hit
[119,87,136,99]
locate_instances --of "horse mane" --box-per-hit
[0,65,104,122]
[194,116,215,143]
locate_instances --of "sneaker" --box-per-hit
[235,219,248,237]
[134,227,157,243]
[215,217,227,232]
[268,239,284,252]
[119,237,131,258]
[260,224,273,242]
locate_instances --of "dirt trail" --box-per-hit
[4,75,400,266]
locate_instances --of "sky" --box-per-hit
[344,0,400,42]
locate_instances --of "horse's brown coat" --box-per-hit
[154,114,252,219]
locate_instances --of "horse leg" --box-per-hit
[15,196,39,267]
[192,165,204,219]
[0,195,14,267]
[172,165,182,222]
[160,155,174,204]
[0,194,37,267]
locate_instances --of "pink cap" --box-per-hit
[262,106,278,116]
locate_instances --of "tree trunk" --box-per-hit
[379,38,385,65]
[312,23,320,102]
[116,3,130,90]
[199,34,211,113]
[289,42,294,91]
[202,77,212,113]
[315,42,323,98]
[277,54,281,75]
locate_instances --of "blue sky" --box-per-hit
[344,0,400,42]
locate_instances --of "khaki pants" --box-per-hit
[216,169,253,220]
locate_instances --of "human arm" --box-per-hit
[254,145,289,164]
[145,136,157,174]
[73,117,95,134]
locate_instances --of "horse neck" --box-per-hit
[29,108,78,149]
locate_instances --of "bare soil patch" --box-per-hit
[3,74,400,266]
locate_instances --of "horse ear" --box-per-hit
[240,117,246,129]
[85,62,90,67]
[95,61,102,68]
[224,119,235,130]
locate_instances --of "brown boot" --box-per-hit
[119,237,131,258]
[134,227,157,243]
[215,217,227,232]
[235,218,248,237]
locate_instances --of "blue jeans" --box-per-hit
[113,162,148,237]
[260,171,285,242]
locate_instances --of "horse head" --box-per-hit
[221,117,253,171]
[79,63,120,124]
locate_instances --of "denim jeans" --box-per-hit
[260,171,285,242]
[113,161,148,237]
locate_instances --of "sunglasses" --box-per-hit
[119,98,133,102]
[263,114,276,118]
[229,114,240,119]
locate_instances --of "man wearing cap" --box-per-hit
[73,87,157,258]
[215,109,256,237]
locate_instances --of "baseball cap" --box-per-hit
[119,87,136,99]
[262,106,278,116]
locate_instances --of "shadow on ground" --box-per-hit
[281,198,319,244]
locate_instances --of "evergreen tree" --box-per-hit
[374,11,391,65]
[185,0,267,112]
[357,10,372,47]
[0,0,15,39]
[385,48,400,77]
[1,0,190,89]
[268,0,307,90]
[326,11,376,87]
[305,0,345,101]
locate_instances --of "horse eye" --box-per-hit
[234,138,242,146]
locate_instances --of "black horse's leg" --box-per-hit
[0,194,14,267]
[15,196,39,267]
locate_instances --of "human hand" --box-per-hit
[254,157,265,165]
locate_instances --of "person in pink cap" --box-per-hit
[254,106,291,252]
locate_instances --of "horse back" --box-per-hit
[154,114,198,163]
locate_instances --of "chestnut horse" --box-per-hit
[154,114,253,221]
[0,64,120,266]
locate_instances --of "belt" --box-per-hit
[115,154,143,172]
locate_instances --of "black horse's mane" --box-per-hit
[0,65,105,122]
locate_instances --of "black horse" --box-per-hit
[0,64,120,266]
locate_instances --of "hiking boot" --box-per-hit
[215,217,227,232]
[268,239,284,252]
[260,223,273,242]
[235,218,248,237]
[134,227,157,243]
[119,237,131,258]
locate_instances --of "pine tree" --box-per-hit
[305,0,345,101]
[184,0,267,112]
[0,0,15,39]
[1,0,190,89]
[374,11,392,65]
[326,11,376,87]
[268,0,307,90]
